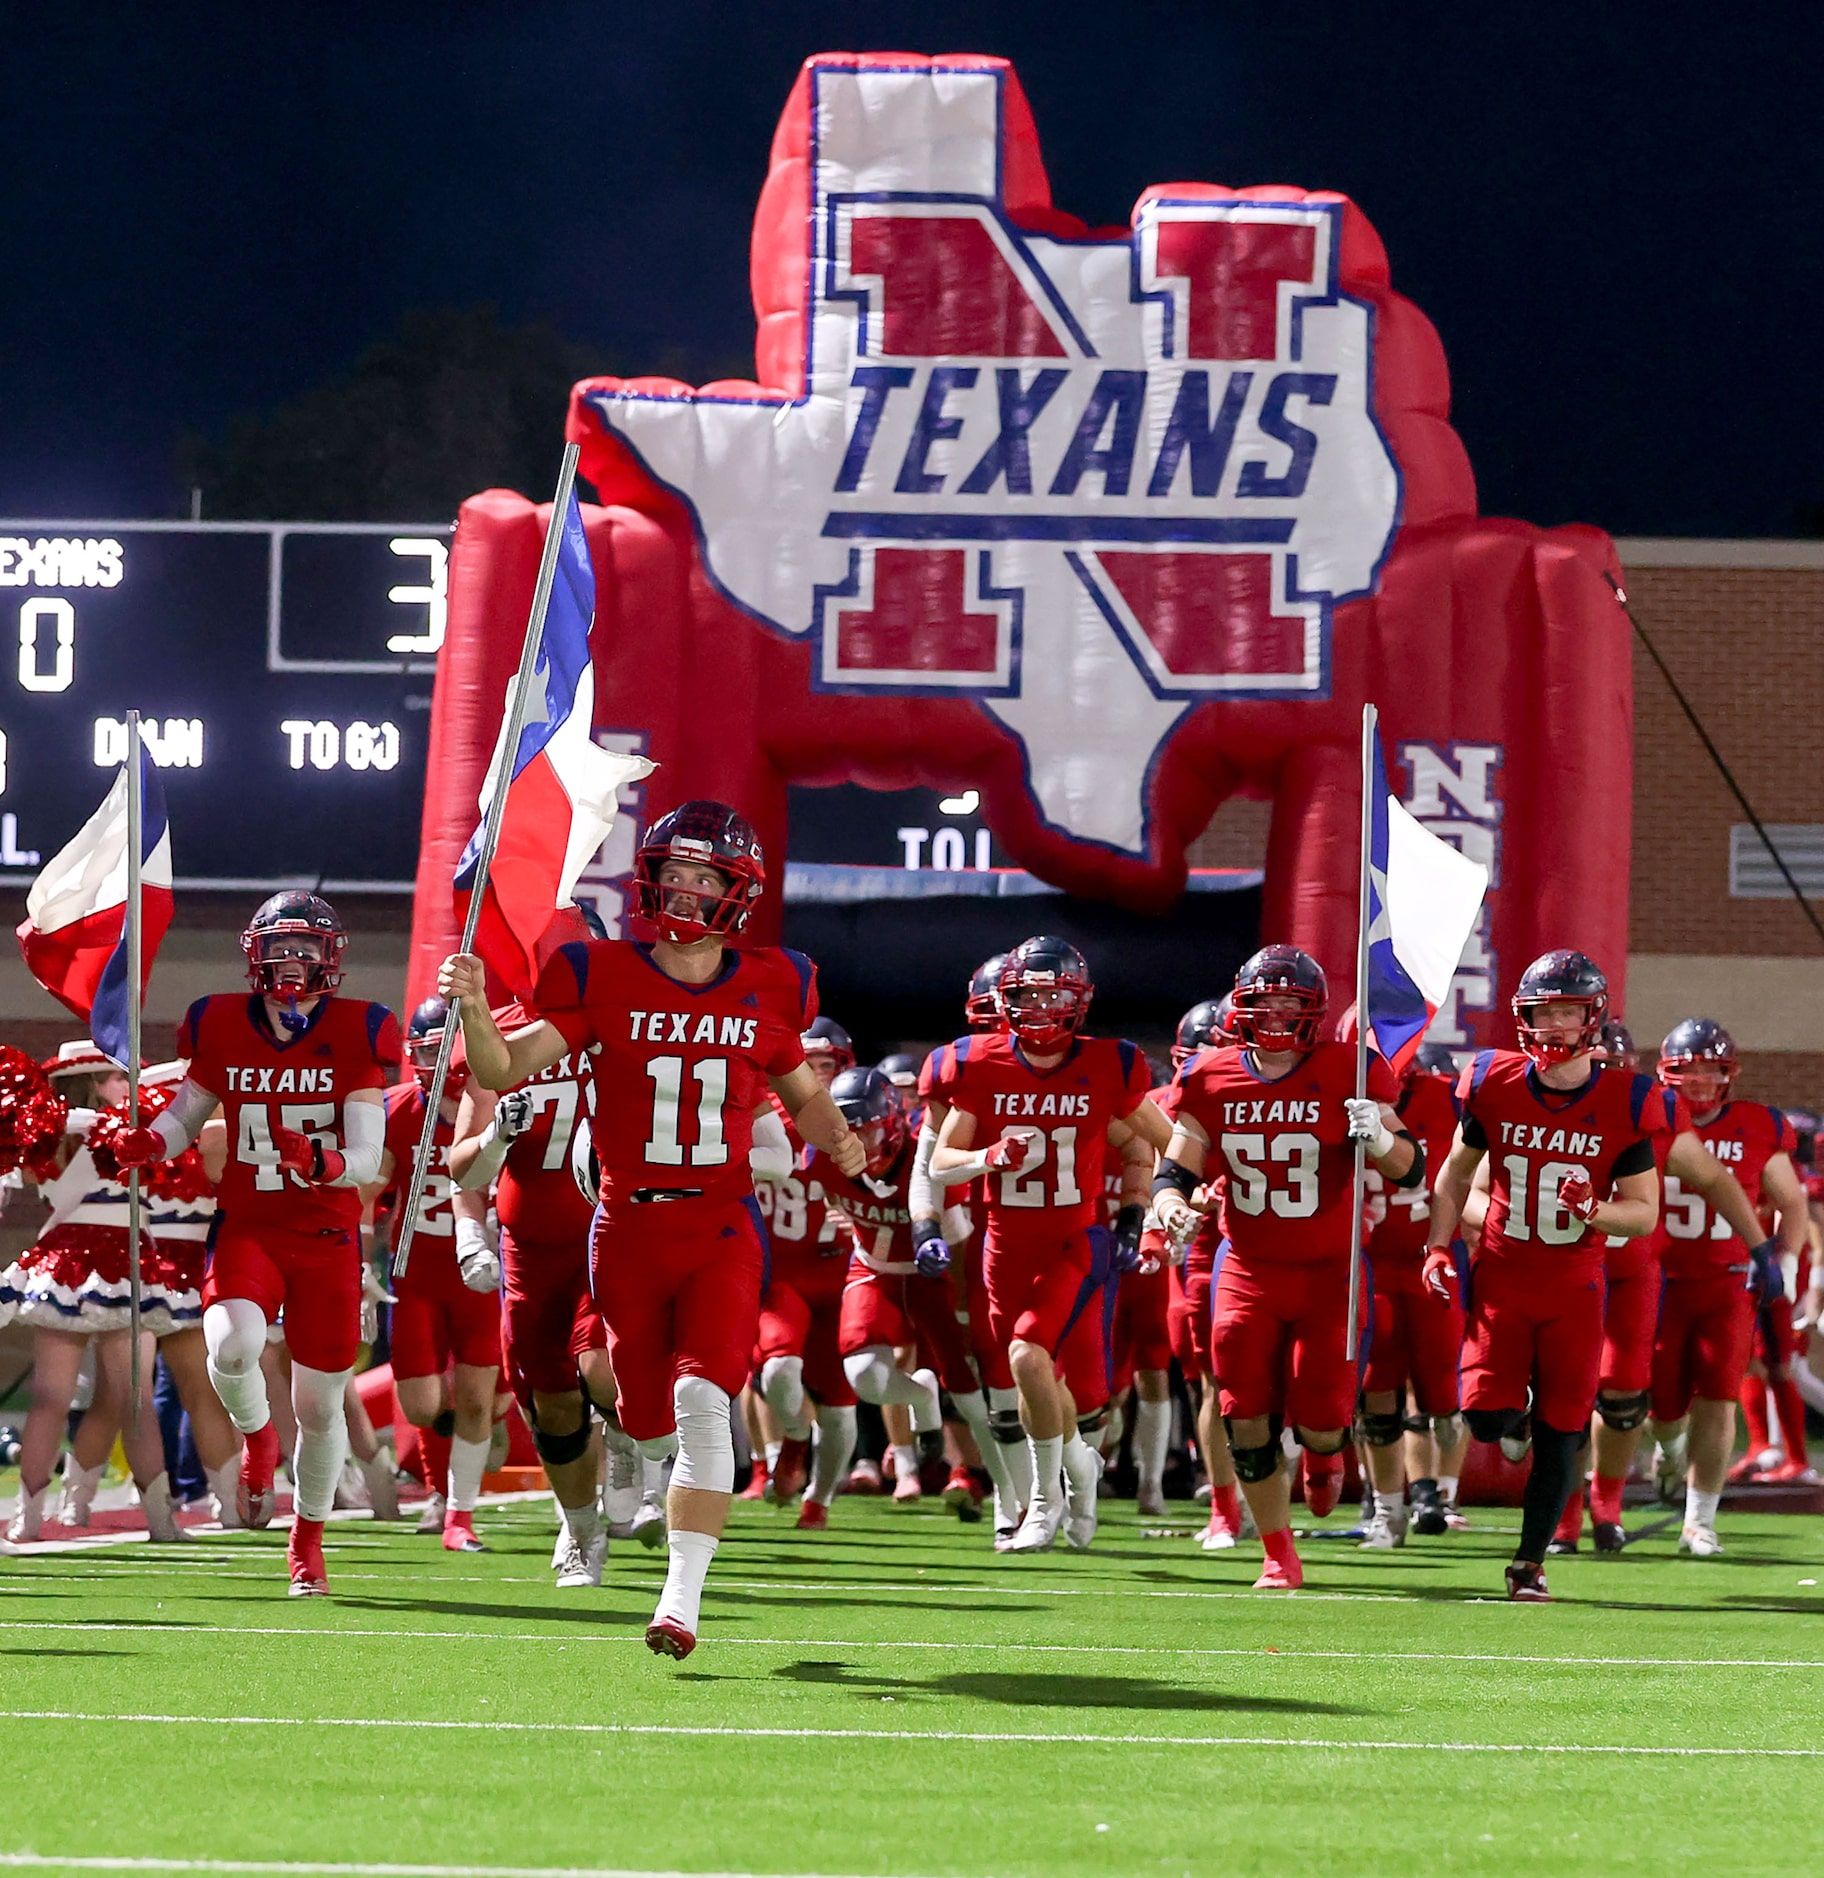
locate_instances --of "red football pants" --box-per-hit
[1461,1256,1604,1432]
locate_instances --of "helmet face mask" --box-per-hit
[242,893,347,1002]
[830,1067,907,1178]
[1231,946,1327,1054]
[1592,1020,1638,1072]
[800,1017,855,1090]
[1657,1017,1738,1112]
[631,801,765,945]
[1511,950,1608,1069]
[407,996,465,1098]
[998,938,1093,1053]
[1172,997,1236,1069]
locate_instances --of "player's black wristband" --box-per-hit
[1151,1157,1199,1204]
[1114,1201,1146,1250]
[1389,1136,1426,1189]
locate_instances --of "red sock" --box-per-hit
[418,1428,452,1495]
[1741,1378,1772,1454]
[1554,1488,1585,1544]
[1212,1483,1243,1530]
[1773,1378,1810,1464]
[1262,1527,1299,1569]
[1590,1473,1626,1525]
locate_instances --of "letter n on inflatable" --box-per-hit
[409,53,1632,1047]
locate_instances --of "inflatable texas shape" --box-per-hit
[411,52,1632,1044]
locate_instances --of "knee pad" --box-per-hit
[1402,1409,1432,1436]
[1076,1404,1112,1441]
[988,1407,1025,1445]
[671,1375,734,1494]
[1597,1390,1651,1433]
[1230,1441,1282,1484]
[638,1431,680,1466]
[1465,1407,1520,1445]
[202,1299,266,1373]
[529,1417,593,1467]
[1356,1409,1407,1448]
[1431,1412,1466,1448]
[842,1348,895,1403]
[431,1409,457,1440]
[759,1354,803,1412]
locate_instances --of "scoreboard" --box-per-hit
[0,521,450,890]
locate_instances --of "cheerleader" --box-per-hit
[48,1060,242,1529]
[1,1042,188,1542]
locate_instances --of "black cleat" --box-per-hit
[1409,1479,1448,1536]
[1592,1519,1627,1553]
[1505,1561,1551,1602]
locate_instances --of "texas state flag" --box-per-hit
[454,488,654,998]
[16,742,174,1068]
[1363,734,1488,1072]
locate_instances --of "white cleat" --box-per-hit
[554,1532,608,1588]
[1006,1497,1066,1553]
[1679,1522,1724,1558]
[1654,1437,1688,1505]
[415,1491,447,1535]
[1359,1503,1409,1550]
[1199,1521,1238,1552]
[602,1438,644,1536]
[629,1497,667,1549]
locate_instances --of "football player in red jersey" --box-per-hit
[442,801,863,1659]
[817,1066,991,1532]
[909,953,1033,1544]
[1645,1020,1811,1554]
[1359,1041,1466,1548]
[1154,947,1420,1590]
[112,892,400,1596]
[928,937,1172,1554]
[365,999,501,1555]
[1154,998,1247,1550]
[1426,951,1671,1601]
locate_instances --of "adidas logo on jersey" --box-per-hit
[1497,1121,1604,1156]
[627,1009,759,1049]
[225,1065,336,1093]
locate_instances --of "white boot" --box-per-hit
[57,1459,105,1528]
[138,1472,187,1543]
[7,1482,49,1542]
[207,1459,244,1530]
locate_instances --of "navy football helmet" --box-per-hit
[632,800,765,943]
[1231,945,1327,1053]
[1511,950,1608,1067]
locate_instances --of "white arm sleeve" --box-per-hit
[748,1107,793,1187]
[456,1123,513,1192]
[329,1098,386,1188]
[150,1078,217,1156]
[907,1120,941,1221]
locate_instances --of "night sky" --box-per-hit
[6,3,1820,536]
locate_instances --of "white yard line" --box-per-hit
[0,1860,887,1878]
[2,1619,1822,1673]
[0,1709,1818,1757]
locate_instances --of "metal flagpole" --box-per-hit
[1344,702,1376,1360]
[393,441,582,1277]
[124,711,145,1436]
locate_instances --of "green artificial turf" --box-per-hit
[3,1492,1823,1878]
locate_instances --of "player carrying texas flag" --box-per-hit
[441,799,864,1659]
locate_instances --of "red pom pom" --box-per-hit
[0,1045,69,1178]
[86,1085,215,1201]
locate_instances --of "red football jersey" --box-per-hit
[379,1082,457,1291]
[937,1031,1151,1241]
[1171,1040,1398,1265]
[484,1001,599,1247]
[178,993,400,1232]
[1366,1072,1460,1273]
[811,1143,917,1274]
[534,939,814,1212]
[1654,1101,1796,1280]
[1457,1052,1668,1279]
[756,1152,841,1281]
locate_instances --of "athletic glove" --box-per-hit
[1344,1097,1394,1156]
[359,1262,396,1344]
[984,1127,1040,1172]
[1746,1236,1783,1304]
[455,1216,502,1293]
[106,1125,166,1169]
[1556,1172,1598,1222]
[273,1126,344,1185]
[1112,1201,1149,1274]
[1421,1246,1458,1303]
[494,1089,534,1139]
[913,1230,952,1279]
